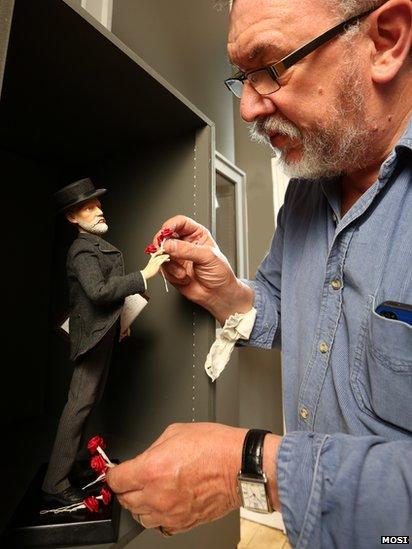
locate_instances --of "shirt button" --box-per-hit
[319,342,329,354]
[332,213,337,223]
[300,407,309,420]
[331,279,342,290]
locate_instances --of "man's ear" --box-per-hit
[367,0,411,84]
[65,210,78,225]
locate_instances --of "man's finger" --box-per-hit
[117,490,148,513]
[159,215,199,238]
[132,512,159,529]
[163,260,190,283]
[163,239,212,265]
[162,269,191,287]
[106,456,145,494]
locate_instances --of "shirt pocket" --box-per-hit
[352,296,412,433]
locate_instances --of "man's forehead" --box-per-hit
[227,0,330,66]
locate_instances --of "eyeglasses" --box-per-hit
[225,7,376,98]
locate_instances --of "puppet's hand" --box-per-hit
[119,327,131,342]
[154,216,253,325]
[141,251,170,280]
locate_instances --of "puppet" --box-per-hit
[43,178,169,505]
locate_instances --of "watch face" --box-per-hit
[239,479,270,512]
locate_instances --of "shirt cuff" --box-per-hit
[237,279,278,349]
[277,432,329,548]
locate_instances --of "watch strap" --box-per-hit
[241,429,271,477]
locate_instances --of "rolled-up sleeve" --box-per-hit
[241,278,280,348]
[239,205,285,349]
[277,432,412,548]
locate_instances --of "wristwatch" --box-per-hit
[237,429,273,513]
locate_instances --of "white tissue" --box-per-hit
[204,308,257,381]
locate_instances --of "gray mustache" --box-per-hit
[251,116,302,141]
[92,218,106,227]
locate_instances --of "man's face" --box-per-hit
[228,0,374,179]
[67,199,109,235]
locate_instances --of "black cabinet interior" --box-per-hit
[0,1,239,547]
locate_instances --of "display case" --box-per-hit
[0,0,239,546]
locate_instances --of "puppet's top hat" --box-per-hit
[54,178,107,213]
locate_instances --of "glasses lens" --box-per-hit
[247,69,280,95]
[225,78,244,98]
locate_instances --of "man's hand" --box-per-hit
[141,249,170,280]
[106,423,282,535]
[153,216,254,324]
[106,423,246,534]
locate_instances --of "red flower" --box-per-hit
[91,454,107,474]
[144,244,157,255]
[101,486,112,505]
[146,227,175,254]
[84,496,99,513]
[160,227,174,238]
[158,227,174,246]
[87,435,106,455]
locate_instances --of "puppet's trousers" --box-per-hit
[42,322,117,494]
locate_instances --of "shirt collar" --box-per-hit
[377,117,412,185]
[321,116,412,222]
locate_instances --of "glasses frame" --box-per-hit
[225,7,375,98]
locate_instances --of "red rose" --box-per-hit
[161,227,174,238]
[91,454,107,474]
[84,496,99,513]
[100,486,112,505]
[144,244,157,254]
[87,435,106,455]
[157,235,164,246]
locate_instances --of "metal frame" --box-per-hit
[81,0,113,30]
[215,151,248,279]
[0,0,14,101]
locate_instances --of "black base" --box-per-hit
[2,462,120,547]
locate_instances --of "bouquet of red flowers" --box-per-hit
[40,435,115,516]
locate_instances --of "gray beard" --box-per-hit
[78,219,109,235]
[249,65,373,180]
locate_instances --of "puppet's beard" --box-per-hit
[78,218,109,235]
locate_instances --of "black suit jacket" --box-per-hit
[67,233,145,361]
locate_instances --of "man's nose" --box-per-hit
[240,82,277,123]
[96,207,103,216]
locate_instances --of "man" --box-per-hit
[107,1,411,546]
[43,178,169,505]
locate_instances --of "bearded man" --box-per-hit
[42,178,169,505]
[107,1,412,546]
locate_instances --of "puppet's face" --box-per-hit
[66,199,109,235]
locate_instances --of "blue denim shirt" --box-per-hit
[243,119,412,547]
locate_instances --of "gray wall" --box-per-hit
[111,0,235,162]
